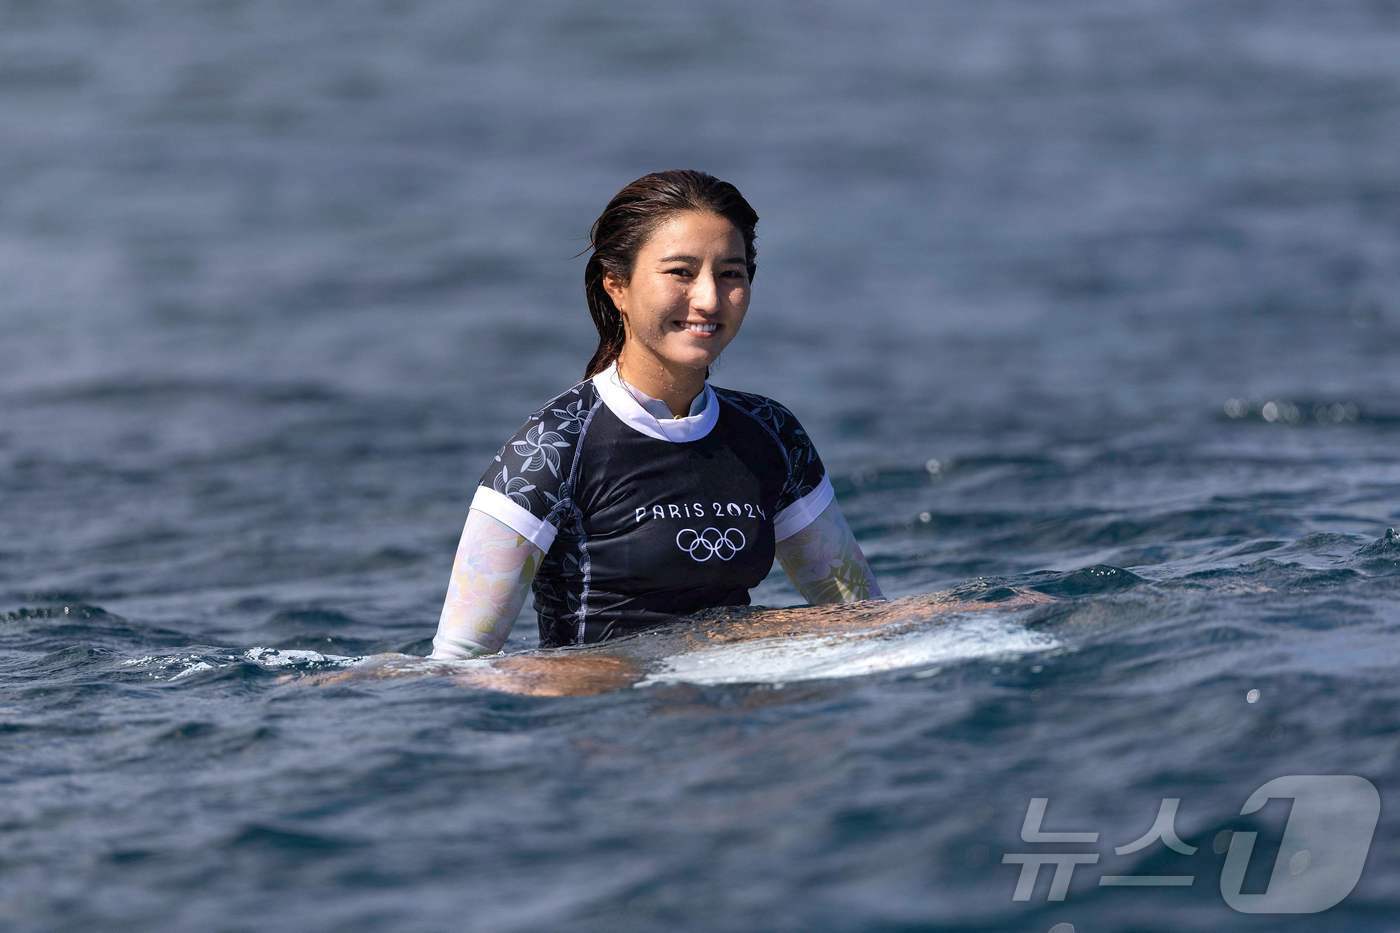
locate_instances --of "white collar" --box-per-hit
[623,378,708,420]
[591,360,718,443]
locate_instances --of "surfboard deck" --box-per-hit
[300,587,1057,697]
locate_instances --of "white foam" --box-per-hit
[120,648,362,681]
[170,661,215,680]
[121,652,231,680]
[241,647,357,668]
[635,616,1059,687]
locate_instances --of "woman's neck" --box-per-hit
[615,349,705,418]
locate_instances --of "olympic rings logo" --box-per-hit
[676,527,747,562]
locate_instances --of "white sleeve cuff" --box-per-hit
[469,485,558,553]
[773,473,835,542]
[430,633,498,660]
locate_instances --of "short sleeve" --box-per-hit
[469,388,595,553]
[770,402,835,542]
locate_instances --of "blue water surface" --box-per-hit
[3,1,1399,930]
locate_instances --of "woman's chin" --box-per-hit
[661,341,726,370]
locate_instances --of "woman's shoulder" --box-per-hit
[484,378,602,483]
[711,384,806,436]
[517,377,601,430]
[478,378,607,515]
[712,384,828,511]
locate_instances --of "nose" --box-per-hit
[689,271,719,315]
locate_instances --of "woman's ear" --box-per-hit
[602,271,627,316]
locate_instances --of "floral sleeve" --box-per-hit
[470,386,598,553]
[432,508,543,658]
[775,497,884,604]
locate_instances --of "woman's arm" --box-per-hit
[775,499,884,604]
[431,508,544,659]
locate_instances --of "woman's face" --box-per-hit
[603,210,751,375]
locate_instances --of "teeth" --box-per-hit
[683,323,717,333]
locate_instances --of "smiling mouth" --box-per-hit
[676,322,720,336]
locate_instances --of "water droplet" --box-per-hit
[925,457,942,475]
[1290,848,1311,876]
[1246,688,1260,704]
[918,511,931,523]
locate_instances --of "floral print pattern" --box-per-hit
[491,464,536,509]
[482,382,595,513]
[510,422,571,477]
[480,382,600,646]
[550,398,590,435]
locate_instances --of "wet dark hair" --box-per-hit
[583,169,759,379]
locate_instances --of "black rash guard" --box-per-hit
[470,361,833,647]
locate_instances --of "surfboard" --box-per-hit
[304,586,1058,696]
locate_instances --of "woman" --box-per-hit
[431,170,883,660]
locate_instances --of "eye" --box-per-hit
[722,270,748,280]
[665,268,693,278]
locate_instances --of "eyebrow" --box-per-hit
[657,254,748,265]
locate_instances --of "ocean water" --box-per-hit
[3,0,1400,929]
